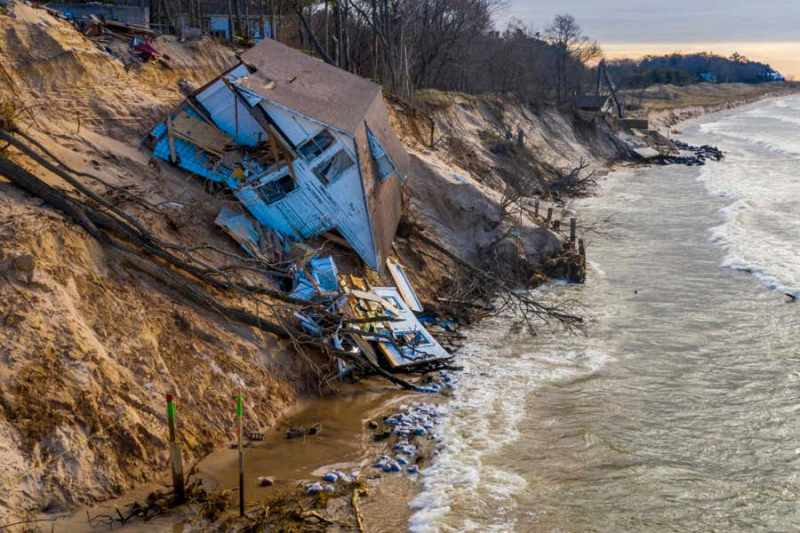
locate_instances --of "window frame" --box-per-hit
[312,149,355,185]
[257,173,297,204]
[366,125,400,182]
[298,129,335,162]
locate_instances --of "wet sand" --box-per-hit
[197,378,412,492]
[43,378,431,532]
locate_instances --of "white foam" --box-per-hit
[690,97,800,298]
[409,315,612,532]
[588,260,606,277]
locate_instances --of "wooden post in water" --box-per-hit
[534,198,540,218]
[546,207,553,223]
[552,219,560,232]
[237,393,244,517]
[166,394,186,505]
[578,238,586,256]
[570,218,577,243]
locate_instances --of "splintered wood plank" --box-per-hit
[167,116,177,163]
[377,342,402,368]
[170,111,233,155]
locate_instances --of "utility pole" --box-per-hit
[166,394,186,505]
[237,393,244,517]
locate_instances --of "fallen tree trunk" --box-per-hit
[0,156,110,245]
[0,129,152,236]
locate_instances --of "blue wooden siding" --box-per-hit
[150,114,257,188]
[237,153,377,267]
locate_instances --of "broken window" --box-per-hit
[399,331,431,347]
[366,126,399,181]
[313,150,354,185]
[298,129,335,162]
[258,174,296,204]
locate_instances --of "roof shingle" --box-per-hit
[239,39,382,134]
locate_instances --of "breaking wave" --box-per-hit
[409,311,612,532]
[692,97,800,298]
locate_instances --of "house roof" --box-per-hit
[238,39,383,135]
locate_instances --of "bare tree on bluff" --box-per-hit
[155,1,601,101]
[545,13,600,102]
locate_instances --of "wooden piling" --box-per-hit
[578,238,586,256]
[166,394,186,505]
[237,393,244,517]
[552,220,560,232]
[546,207,553,223]
[534,198,540,218]
[570,218,577,242]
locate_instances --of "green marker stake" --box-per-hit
[166,393,185,504]
[167,394,176,441]
[237,393,244,517]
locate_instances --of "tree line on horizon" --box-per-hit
[82,0,787,101]
[607,52,785,89]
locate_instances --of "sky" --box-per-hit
[498,1,800,78]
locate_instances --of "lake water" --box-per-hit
[410,96,800,532]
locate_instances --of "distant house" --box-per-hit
[698,72,718,83]
[765,71,785,81]
[196,0,270,40]
[45,1,150,26]
[148,39,410,272]
[575,94,613,114]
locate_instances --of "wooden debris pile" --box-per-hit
[288,255,453,377]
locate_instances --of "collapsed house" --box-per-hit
[148,40,448,371]
[148,39,410,272]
